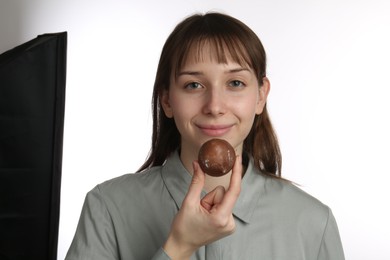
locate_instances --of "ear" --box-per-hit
[255,77,270,115]
[160,89,173,118]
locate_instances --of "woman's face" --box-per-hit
[161,45,269,157]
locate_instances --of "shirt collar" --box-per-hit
[161,151,265,224]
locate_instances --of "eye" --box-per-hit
[229,80,245,88]
[185,82,202,89]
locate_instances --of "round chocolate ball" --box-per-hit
[198,138,236,177]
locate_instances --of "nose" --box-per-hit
[202,88,227,116]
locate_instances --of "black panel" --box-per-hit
[0,32,67,260]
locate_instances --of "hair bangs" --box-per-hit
[173,32,254,79]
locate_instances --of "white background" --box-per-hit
[1,0,390,259]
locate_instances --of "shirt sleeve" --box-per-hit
[317,208,345,260]
[65,186,172,260]
[65,186,119,260]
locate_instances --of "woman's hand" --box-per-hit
[163,155,242,259]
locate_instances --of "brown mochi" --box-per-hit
[198,138,236,177]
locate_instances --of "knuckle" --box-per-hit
[211,215,226,228]
[226,220,236,233]
[213,215,235,231]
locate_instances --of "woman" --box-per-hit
[66,12,345,260]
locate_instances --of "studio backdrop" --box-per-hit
[0,32,67,260]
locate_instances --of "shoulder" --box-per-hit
[88,166,165,204]
[267,177,327,208]
[104,166,162,187]
[262,176,331,223]
[263,177,344,258]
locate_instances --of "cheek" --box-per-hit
[169,96,188,115]
[168,93,200,122]
[232,95,259,117]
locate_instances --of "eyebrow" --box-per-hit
[178,67,250,77]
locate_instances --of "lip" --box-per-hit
[197,124,233,137]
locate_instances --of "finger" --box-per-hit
[227,154,242,196]
[200,186,226,211]
[183,161,205,204]
[217,154,242,214]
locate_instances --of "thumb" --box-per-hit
[183,161,205,204]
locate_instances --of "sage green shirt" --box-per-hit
[65,151,344,260]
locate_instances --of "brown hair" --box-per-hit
[138,12,282,177]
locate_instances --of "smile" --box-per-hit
[197,124,233,137]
